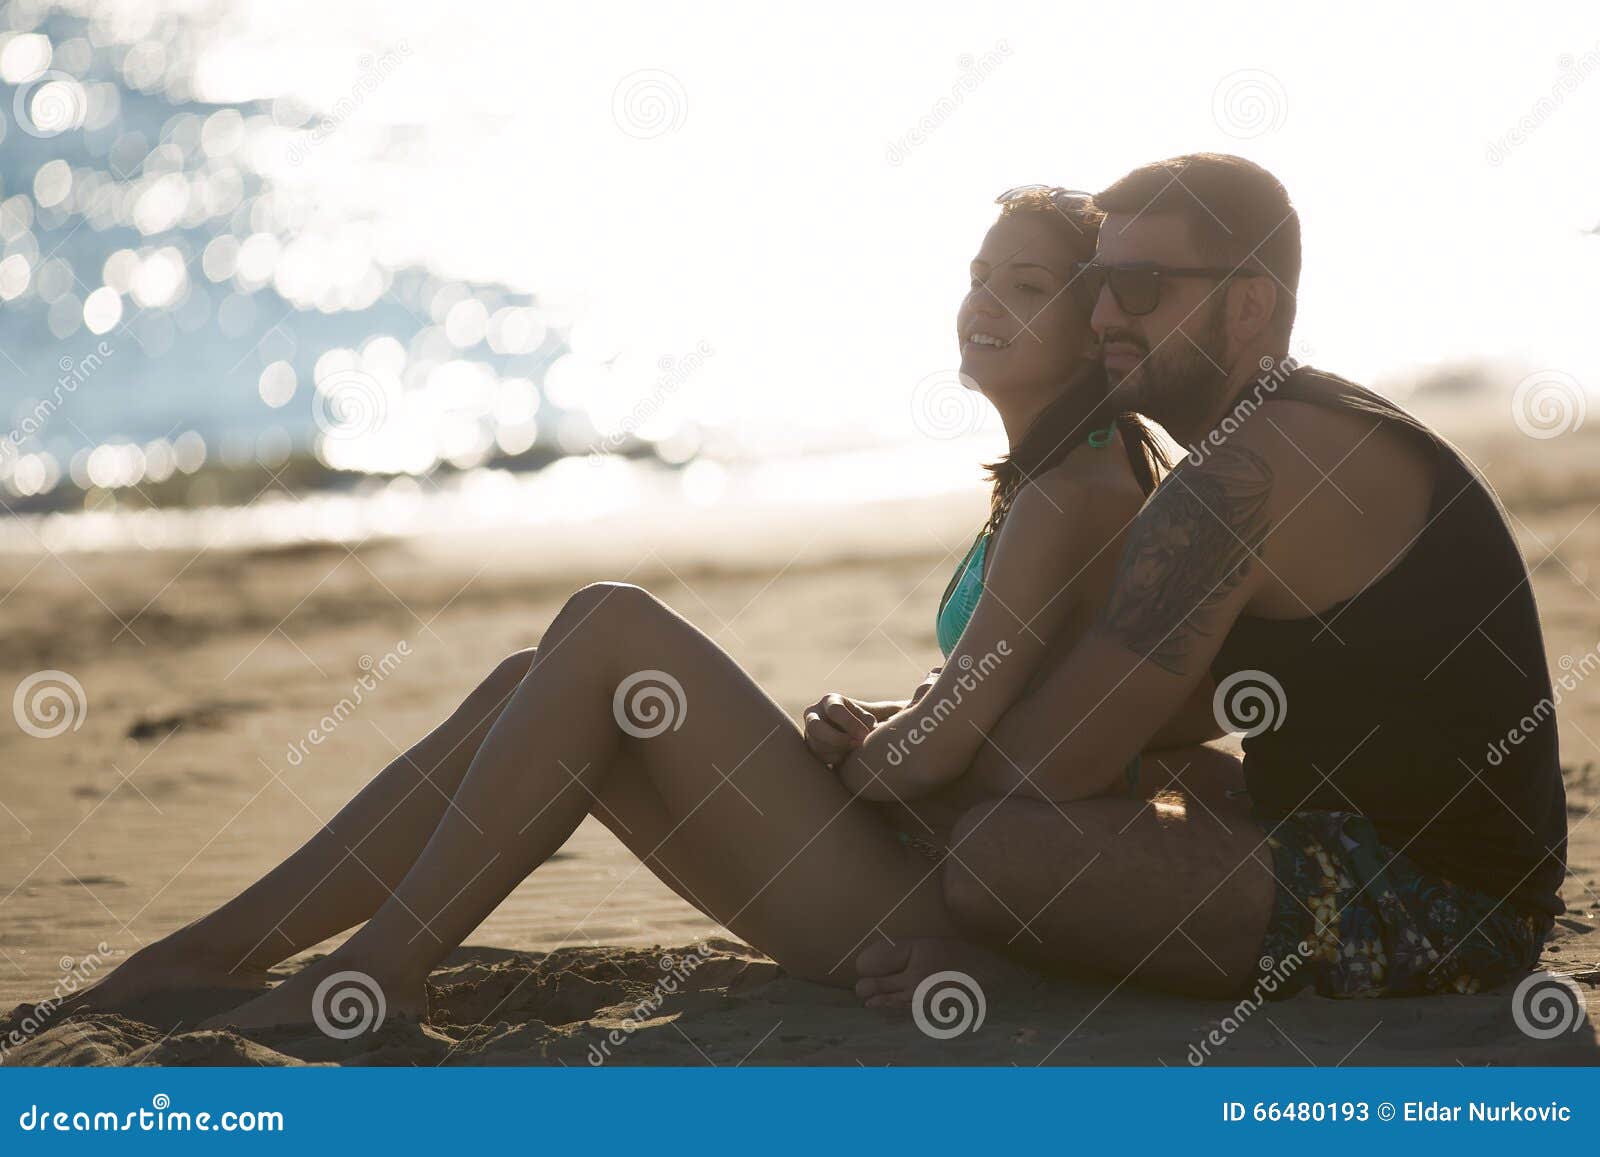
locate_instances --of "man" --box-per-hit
[858,154,1567,1002]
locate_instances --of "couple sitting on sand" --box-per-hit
[81,153,1568,1030]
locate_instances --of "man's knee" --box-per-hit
[942,800,1097,936]
[942,807,1001,933]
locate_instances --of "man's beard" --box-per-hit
[1108,301,1232,439]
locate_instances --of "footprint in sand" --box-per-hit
[125,699,265,742]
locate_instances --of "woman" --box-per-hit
[73,187,1222,1029]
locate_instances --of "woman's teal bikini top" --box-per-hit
[935,531,989,658]
[934,424,1117,658]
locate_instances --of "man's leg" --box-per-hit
[1125,741,1253,819]
[939,744,1273,998]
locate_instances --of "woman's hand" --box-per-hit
[801,671,939,769]
[802,694,883,769]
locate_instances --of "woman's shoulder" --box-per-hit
[1019,424,1158,514]
[996,440,1146,559]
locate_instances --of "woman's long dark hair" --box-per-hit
[982,361,1171,539]
[976,192,1172,541]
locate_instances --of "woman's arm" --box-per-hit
[862,666,942,720]
[838,471,1129,800]
[800,668,943,767]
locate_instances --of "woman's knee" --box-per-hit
[454,648,539,734]
[561,580,655,617]
[551,582,666,641]
[488,647,539,693]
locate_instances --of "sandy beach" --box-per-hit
[2,415,1598,1066]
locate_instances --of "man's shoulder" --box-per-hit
[1196,364,1442,480]
[1268,364,1445,446]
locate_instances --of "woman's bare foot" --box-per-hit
[199,954,426,1034]
[52,934,272,1017]
[853,936,1039,1009]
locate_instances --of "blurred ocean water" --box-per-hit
[3,1,1591,552]
[0,5,586,512]
[0,3,776,548]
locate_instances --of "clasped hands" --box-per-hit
[800,672,951,802]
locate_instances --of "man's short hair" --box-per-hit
[1094,153,1300,338]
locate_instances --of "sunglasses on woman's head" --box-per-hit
[995,185,1096,214]
[1069,260,1247,317]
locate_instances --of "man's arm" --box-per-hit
[971,442,1277,801]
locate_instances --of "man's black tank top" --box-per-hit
[1209,366,1567,918]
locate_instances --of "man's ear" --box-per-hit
[1227,275,1278,346]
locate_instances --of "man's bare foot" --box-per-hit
[853,937,1039,1009]
[199,955,426,1034]
[51,935,272,1017]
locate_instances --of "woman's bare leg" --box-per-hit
[75,649,541,1009]
[213,582,962,1028]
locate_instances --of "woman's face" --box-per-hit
[957,210,1093,400]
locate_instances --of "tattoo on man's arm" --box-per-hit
[1099,445,1274,675]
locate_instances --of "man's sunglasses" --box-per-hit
[1070,260,1247,316]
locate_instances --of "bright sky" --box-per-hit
[193,0,1599,452]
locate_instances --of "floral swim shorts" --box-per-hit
[1253,810,1549,1000]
